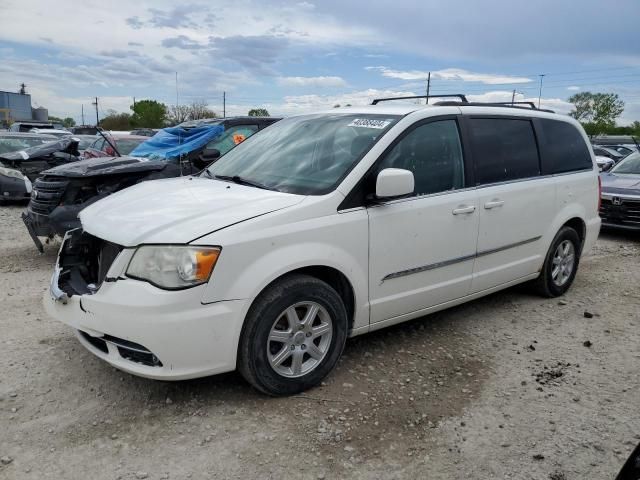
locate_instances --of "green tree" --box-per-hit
[99,111,132,131]
[130,99,167,128]
[62,117,76,128]
[48,115,64,124]
[569,92,624,134]
[248,108,270,117]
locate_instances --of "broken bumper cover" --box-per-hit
[45,246,248,380]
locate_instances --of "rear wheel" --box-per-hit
[533,226,582,297]
[238,274,348,396]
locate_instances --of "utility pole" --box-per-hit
[538,74,546,109]
[425,72,431,104]
[81,104,85,125]
[511,89,516,106]
[223,91,226,117]
[92,97,99,126]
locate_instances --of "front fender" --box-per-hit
[197,209,370,331]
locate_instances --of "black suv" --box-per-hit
[22,116,280,251]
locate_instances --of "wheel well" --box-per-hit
[563,217,586,245]
[268,266,356,332]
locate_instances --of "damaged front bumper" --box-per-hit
[45,229,248,380]
[23,204,83,252]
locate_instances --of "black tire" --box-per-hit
[533,226,582,298]
[237,274,348,396]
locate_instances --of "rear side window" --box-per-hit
[539,119,592,174]
[468,118,540,185]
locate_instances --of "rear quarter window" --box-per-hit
[539,119,592,174]
[468,118,540,185]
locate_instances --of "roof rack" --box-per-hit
[433,100,555,113]
[370,93,555,113]
[371,94,468,105]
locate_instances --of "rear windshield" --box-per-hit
[206,114,400,195]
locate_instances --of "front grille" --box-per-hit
[58,230,123,296]
[600,198,640,227]
[29,177,69,215]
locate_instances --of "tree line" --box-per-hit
[568,92,639,136]
[98,100,270,130]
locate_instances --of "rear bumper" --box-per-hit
[583,216,601,254]
[601,221,640,231]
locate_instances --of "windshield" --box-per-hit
[206,114,400,194]
[610,152,640,174]
[117,138,145,155]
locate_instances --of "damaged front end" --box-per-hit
[49,229,164,368]
[23,158,174,252]
[52,228,123,303]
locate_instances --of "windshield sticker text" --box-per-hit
[347,118,391,129]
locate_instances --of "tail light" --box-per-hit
[598,176,602,211]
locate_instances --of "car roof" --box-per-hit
[32,128,70,134]
[297,103,574,123]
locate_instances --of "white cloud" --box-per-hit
[278,88,418,113]
[567,86,580,91]
[277,76,347,88]
[367,66,533,84]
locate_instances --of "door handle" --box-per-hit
[484,200,505,209]
[452,205,476,215]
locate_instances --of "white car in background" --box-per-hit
[29,128,71,138]
[46,98,601,395]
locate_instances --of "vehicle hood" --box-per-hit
[43,155,168,177]
[0,137,79,162]
[79,176,305,246]
[600,173,640,196]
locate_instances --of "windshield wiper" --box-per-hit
[214,174,277,191]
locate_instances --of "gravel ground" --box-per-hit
[0,203,639,480]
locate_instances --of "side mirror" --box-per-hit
[193,148,221,170]
[375,168,414,199]
[202,148,221,161]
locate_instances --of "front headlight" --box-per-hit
[126,246,221,289]
[0,166,25,180]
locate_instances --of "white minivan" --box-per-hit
[46,98,601,395]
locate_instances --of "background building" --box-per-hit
[0,89,48,127]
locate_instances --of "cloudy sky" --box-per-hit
[1,0,640,124]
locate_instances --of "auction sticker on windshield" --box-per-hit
[347,118,392,129]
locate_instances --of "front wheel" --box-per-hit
[533,226,582,297]
[237,274,348,396]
